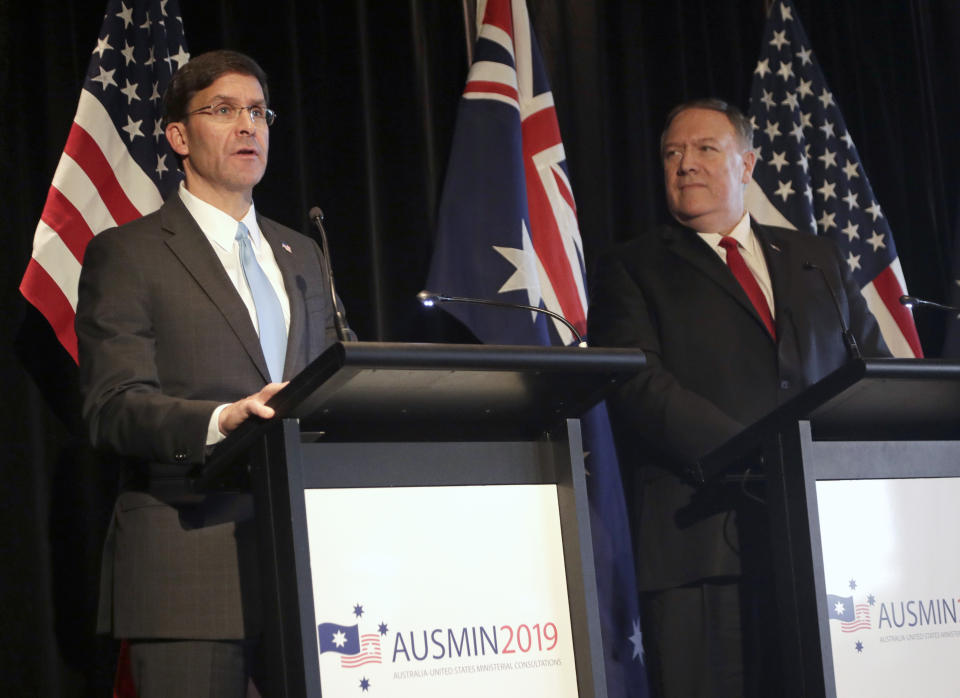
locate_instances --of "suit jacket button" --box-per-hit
[780,379,791,390]
[174,451,189,462]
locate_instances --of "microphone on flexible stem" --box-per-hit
[309,206,357,342]
[900,295,960,318]
[803,261,861,361]
[417,290,587,347]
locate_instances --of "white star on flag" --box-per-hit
[93,36,112,58]
[842,221,860,242]
[121,41,136,65]
[494,221,543,323]
[775,180,795,201]
[769,30,789,50]
[866,231,885,251]
[91,66,117,90]
[629,617,645,663]
[121,114,144,141]
[117,2,134,28]
[121,79,140,104]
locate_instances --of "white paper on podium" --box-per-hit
[303,484,580,698]
[817,477,960,697]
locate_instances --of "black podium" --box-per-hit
[201,342,645,698]
[698,358,960,697]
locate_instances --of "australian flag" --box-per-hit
[426,1,648,695]
[318,622,362,655]
[745,0,922,358]
[826,594,856,623]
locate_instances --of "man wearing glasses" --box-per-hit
[76,50,343,696]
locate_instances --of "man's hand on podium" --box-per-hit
[218,382,288,436]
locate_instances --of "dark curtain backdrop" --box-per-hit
[3,0,959,694]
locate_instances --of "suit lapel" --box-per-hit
[160,196,271,382]
[260,216,305,380]
[661,224,765,322]
[663,223,783,343]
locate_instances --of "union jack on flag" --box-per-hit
[20,0,187,361]
[745,0,922,357]
[426,1,648,695]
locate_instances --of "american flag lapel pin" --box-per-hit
[281,242,293,254]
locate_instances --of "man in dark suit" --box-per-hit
[588,99,888,697]
[76,50,342,697]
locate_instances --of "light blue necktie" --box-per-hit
[236,222,287,381]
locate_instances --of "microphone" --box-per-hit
[309,206,357,342]
[417,290,587,347]
[803,261,861,361]
[900,295,960,317]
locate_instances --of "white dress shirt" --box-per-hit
[177,183,291,444]
[697,212,775,318]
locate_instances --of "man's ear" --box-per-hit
[741,148,757,184]
[165,121,189,157]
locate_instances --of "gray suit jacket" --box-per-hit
[77,193,340,638]
[588,222,889,591]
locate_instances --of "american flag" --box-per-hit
[840,603,872,633]
[426,1,648,695]
[19,0,188,361]
[745,0,922,358]
[340,633,382,668]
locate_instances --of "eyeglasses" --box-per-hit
[187,102,277,126]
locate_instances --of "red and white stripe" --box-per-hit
[20,88,161,361]
[340,633,382,668]
[840,603,872,633]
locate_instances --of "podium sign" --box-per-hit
[800,433,960,698]
[305,485,579,697]
[818,477,960,697]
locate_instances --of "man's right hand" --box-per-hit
[218,382,288,436]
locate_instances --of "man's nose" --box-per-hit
[237,109,258,133]
[677,149,697,173]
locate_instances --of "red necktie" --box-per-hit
[718,236,776,340]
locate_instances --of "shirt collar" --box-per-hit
[178,182,262,252]
[698,212,755,254]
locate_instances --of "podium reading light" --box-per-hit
[417,290,587,347]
